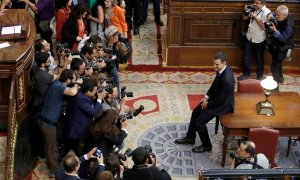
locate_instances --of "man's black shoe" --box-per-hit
[174,137,195,145]
[278,77,284,83]
[192,145,212,153]
[133,27,139,35]
[237,74,249,81]
[155,20,164,26]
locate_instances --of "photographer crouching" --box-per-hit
[123,146,172,180]
[265,5,295,85]
[230,141,269,169]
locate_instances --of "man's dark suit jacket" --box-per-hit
[55,156,105,180]
[67,91,102,139]
[123,164,172,180]
[206,65,235,116]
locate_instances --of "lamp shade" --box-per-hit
[260,76,278,90]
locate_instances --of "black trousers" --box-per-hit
[271,47,285,83]
[186,103,215,147]
[125,0,141,26]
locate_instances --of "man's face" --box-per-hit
[78,63,86,75]
[104,0,111,8]
[275,10,287,21]
[253,0,264,10]
[237,143,250,159]
[213,59,226,72]
[41,40,51,52]
[44,57,51,68]
[87,86,97,97]
[87,49,98,61]
[110,87,118,99]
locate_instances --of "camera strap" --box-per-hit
[251,10,263,23]
[245,156,264,169]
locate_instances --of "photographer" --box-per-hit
[66,79,106,156]
[55,43,72,75]
[123,146,172,180]
[55,147,105,180]
[238,0,271,81]
[231,141,269,169]
[267,5,294,84]
[90,109,128,157]
[40,69,82,177]
[71,57,93,79]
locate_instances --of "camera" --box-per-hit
[243,4,256,16]
[113,31,121,38]
[144,145,156,165]
[229,151,244,164]
[56,43,71,58]
[112,146,133,161]
[94,148,102,157]
[121,86,133,98]
[118,105,144,122]
[264,17,277,29]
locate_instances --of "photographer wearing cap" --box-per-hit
[267,5,294,84]
[66,79,106,156]
[231,141,269,169]
[123,146,172,180]
[238,0,271,81]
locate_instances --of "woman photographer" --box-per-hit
[90,109,128,157]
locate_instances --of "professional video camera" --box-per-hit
[56,43,71,58]
[121,86,133,98]
[112,31,132,64]
[112,147,133,161]
[229,151,244,165]
[243,4,256,16]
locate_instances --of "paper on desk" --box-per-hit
[1,25,21,35]
[0,42,11,49]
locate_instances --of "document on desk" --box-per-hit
[0,42,11,49]
[1,25,21,35]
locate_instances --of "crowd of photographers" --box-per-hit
[28,8,168,178]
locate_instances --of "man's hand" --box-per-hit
[97,61,106,69]
[85,67,93,77]
[120,120,128,128]
[201,101,208,110]
[97,153,104,165]
[269,23,277,32]
[76,78,83,84]
[0,9,6,16]
[97,90,107,100]
[76,36,83,42]
[86,147,97,159]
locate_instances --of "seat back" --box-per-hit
[237,79,263,93]
[248,128,279,166]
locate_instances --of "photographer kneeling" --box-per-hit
[123,146,172,180]
[231,141,269,169]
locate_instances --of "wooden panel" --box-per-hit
[166,1,300,69]
[184,20,234,44]
[168,16,181,45]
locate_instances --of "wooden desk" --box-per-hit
[220,92,300,167]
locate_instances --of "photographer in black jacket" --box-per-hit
[266,5,294,84]
[123,146,172,180]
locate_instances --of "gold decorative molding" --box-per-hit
[7,101,18,180]
[18,76,24,101]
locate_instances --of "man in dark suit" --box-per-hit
[123,146,172,180]
[175,52,235,153]
[66,79,106,156]
[55,147,105,180]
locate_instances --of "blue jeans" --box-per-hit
[243,39,266,77]
[108,65,120,93]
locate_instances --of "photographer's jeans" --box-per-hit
[243,39,266,77]
[109,65,120,93]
